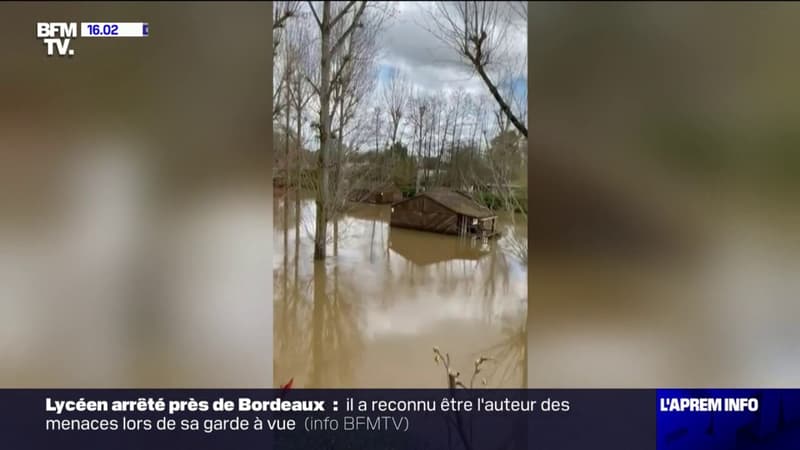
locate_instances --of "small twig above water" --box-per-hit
[433,346,492,389]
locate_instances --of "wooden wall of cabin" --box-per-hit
[390,196,459,234]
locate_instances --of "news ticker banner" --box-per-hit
[36,21,149,57]
[0,389,799,449]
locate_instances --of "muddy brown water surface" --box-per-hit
[273,191,528,388]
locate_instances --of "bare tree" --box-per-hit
[327,1,387,224]
[381,67,410,146]
[274,1,300,55]
[273,60,288,121]
[408,91,429,193]
[426,1,528,138]
[373,106,382,153]
[372,105,386,182]
[285,20,315,219]
[298,1,395,259]
[273,1,301,120]
[305,1,369,260]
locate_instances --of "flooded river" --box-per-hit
[273,191,528,388]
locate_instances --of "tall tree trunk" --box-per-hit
[282,199,289,301]
[337,99,345,207]
[391,120,399,147]
[474,62,527,138]
[314,1,333,260]
[309,261,326,387]
[375,108,381,182]
[333,220,339,257]
[294,95,302,220]
[415,113,424,194]
[284,84,291,191]
[425,124,433,188]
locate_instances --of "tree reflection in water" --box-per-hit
[274,193,527,388]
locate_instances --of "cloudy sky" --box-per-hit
[375,1,527,99]
[276,1,528,148]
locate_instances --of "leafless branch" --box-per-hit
[424,1,527,137]
[306,1,322,27]
[274,1,301,56]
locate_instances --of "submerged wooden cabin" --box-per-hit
[390,189,498,237]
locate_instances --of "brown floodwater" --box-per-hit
[273,190,528,388]
[527,196,800,388]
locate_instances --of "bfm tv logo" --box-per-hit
[36,22,77,56]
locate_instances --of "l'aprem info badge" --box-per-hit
[36,22,149,57]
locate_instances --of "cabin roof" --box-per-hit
[395,188,496,219]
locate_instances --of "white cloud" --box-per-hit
[276,1,528,148]
[376,1,527,97]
